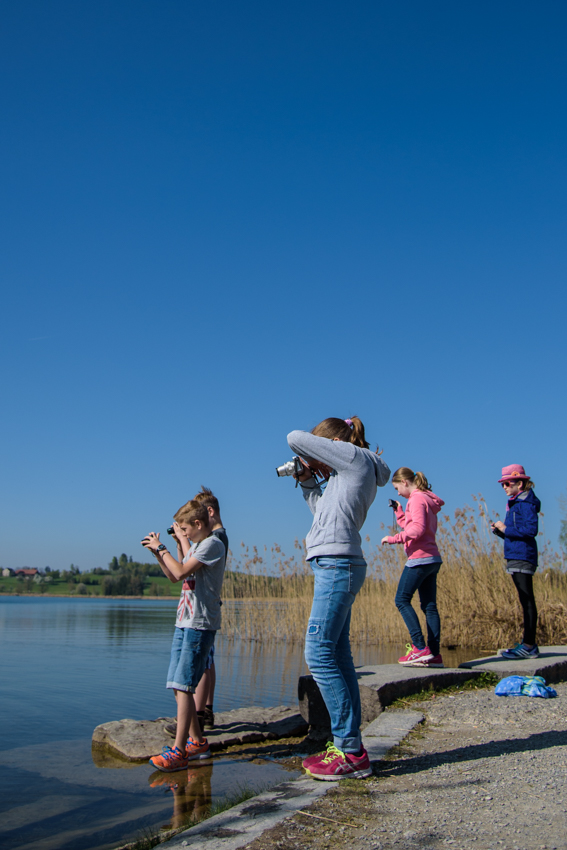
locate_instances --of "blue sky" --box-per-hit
[1,0,566,571]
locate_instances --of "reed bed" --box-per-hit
[222,497,567,650]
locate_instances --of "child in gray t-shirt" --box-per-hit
[142,499,226,773]
[176,534,225,630]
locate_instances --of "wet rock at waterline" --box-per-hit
[92,705,308,762]
[92,717,174,762]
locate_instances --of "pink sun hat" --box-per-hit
[498,464,530,483]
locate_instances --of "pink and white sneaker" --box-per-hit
[412,654,444,668]
[304,744,372,781]
[398,644,434,666]
[302,743,333,770]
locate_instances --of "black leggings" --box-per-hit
[511,572,538,645]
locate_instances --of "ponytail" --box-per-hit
[312,415,370,449]
[348,416,370,449]
[414,471,431,491]
[392,467,432,491]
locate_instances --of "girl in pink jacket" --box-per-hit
[381,467,445,667]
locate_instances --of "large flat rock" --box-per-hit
[92,706,308,762]
[459,645,567,681]
[92,718,171,762]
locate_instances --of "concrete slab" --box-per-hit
[459,645,567,682]
[159,709,424,850]
[362,709,424,762]
[355,663,481,707]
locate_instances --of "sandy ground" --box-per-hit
[244,683,567,850]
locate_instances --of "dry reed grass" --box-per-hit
[222,496,567,649]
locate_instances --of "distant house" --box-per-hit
[15,568,39,577]
[2,568,15,577]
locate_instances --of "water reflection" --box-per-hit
[0,740,297,850]
[102,602,174,642]
[148,763,213,830]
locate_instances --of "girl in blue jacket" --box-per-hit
[491,464,541,659]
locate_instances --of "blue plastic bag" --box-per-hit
[495,675,557,698]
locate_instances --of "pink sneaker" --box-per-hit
[413,654,444,668]
[398,644,434,665]
[302,743,333,770]
[304,745,372,781]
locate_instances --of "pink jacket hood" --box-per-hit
[386,489,444,560]
[418,490,444,514]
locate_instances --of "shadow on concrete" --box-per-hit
[376,729,567,778]
[462,651,566,667]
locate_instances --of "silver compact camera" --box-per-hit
[276,456,304,478]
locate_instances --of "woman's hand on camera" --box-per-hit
[312,461,332,481]
[141,531,161,552]
[492,521,505,532]
[294,458,315,483]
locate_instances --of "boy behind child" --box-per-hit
[142,499,226,772]
[193,487,228,729]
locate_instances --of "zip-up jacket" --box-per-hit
[386,490,444,560]
[503,489,540,566]
[287,430,390,560]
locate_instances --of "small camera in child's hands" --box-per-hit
[167,526,175,535]
[388,499,399,510]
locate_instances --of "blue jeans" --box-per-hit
[305,557,367,754]
[395,562,441,656]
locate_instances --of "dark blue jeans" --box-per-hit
[395,562,441,656]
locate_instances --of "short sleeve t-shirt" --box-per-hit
[212,527,229,557]
[175,535,226,630]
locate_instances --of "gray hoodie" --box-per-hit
[287,430,390,560]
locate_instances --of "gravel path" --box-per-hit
[245,683,567,850]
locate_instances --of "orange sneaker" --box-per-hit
[185,737,211,760]
[149,746,189,772]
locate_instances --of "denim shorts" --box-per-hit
[204,643,215,669]
[166,627,216,693]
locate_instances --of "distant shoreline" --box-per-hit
[0,593,178,600]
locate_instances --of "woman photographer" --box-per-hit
[287,417,390,780]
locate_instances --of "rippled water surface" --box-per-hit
[0,596,478,850]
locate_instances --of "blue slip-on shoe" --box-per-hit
[501,643,540,659]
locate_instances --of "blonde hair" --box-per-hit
[392,467,432,492]
[312,416,371,450]
[520,478,535,491]
[174,500,210,527]
[194,487,220,514]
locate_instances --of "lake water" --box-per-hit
[0,597,478,850]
